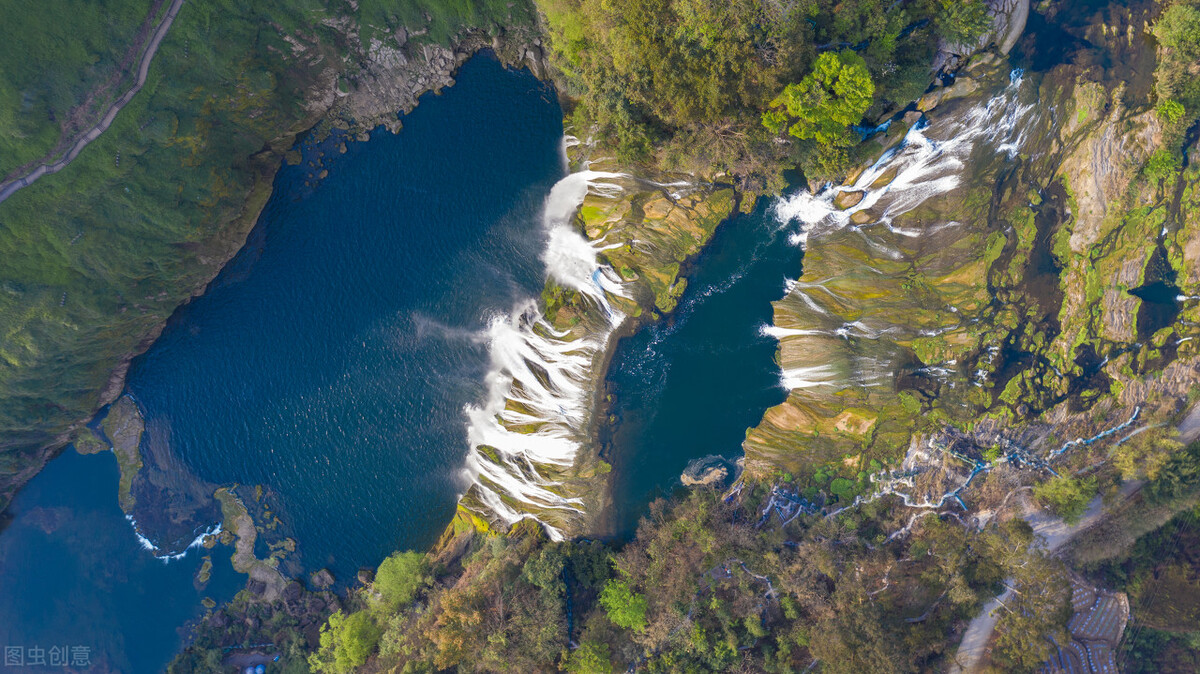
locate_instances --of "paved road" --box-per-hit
[0,0,186,205]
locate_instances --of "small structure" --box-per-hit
[1041,573,1128,674]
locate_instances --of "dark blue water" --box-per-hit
[604,200,799,538]
[0,448,242,672]
[122,54,564,579]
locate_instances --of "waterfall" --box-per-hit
[766,71,1034,392]
[462,157,629,538]
[772,70,1032,249]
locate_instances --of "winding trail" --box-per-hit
[0,0,186,205]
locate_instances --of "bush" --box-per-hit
[934,0,991,46]
[310,610,383,673]
[566,640,614,673]
[1145,148,1183,182]
[374,551,431,610]
[762,51,875,147]
[599,579,648,632]
[1034,476,1097,524]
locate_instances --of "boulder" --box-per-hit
[681,464,728,487]
[309,568,335,590]
[833,190,865,210]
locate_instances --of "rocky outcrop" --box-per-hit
[215,487,289,603]
[99,395,144,512]
[743,17,1199,523]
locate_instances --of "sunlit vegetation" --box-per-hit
[539,0,991,187]
[1034,475,1098,524]
[302,489,1057,673]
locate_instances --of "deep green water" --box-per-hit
[604,199,799,538]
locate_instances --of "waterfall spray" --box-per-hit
[461,158,630,537]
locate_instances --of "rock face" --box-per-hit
[681,456,734,487]
[310,568,335,590]
[316,21,548,135]
[989,0,1031,54]
[745,16,1200,517]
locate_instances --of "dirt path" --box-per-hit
[0,0,186,205]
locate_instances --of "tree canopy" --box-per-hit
[762,51,876,146]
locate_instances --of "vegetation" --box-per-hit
[762,51,875,174]
[0,0,154,177]
[301,488,1060,673]
[1091,506,1200,672]
[1114,427,1183,482]
[539,0,992,186]
[1033,475,1097,524]
[933,0,991,46]
[372,551,431,609]
[312,611,385,673]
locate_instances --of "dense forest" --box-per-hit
[539,0,991,189]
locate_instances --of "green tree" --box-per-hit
[992,554,1072,673]
[762,51,876,146]
[1034,476,1097,524]
[1153,3,1200,104]
[310,610,383,673]
[599,579,649,632]
[934,0,991,46]
[522,546,567,600]
[374,551,431,610]
[1115,428,1183,481]
[566,640,614,673]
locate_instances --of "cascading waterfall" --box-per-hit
[462,154,630,537]
[767,71,1035,391]
[774,69,1031,248]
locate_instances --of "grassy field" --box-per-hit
[0,0,158,177]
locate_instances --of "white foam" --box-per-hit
[125,514,222,563]
[772,72,1032,249]
[462,167,631,538]
[765,72,1033,394]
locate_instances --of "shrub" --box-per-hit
[310,610,383,673]
[599,579,648,632]
[565,640,614,673]
[1034,476,1097,524]
[373,551,431,610]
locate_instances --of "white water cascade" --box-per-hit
[462,160,630,538]
[768,71,1035,391]
[774,70,1033,248]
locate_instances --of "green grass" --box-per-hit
[356,0,533,46]
[0,0,155,177]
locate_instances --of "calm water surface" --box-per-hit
[604,200,798,538]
